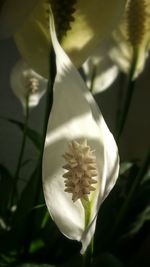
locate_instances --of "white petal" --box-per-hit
[82,45,119,93]
[80,215,97,254]
[109,0,150,79]
[62,0,126,66]
[42,14,119,253]
[10,59,47,110]
[109,38,149,79]
[13,0,126,77]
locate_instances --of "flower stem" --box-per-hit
[15,95,30,181]
[81,199,91,229]
[81,199,94,267]
[89,64,97,93]
[22,48,56,256]
[9,95,30,207]
[116,47,139,140]
[82,239,94,267]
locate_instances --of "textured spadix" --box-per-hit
[63,139,97,202]
[42,15,119,254]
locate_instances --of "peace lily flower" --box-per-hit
[108,0,150,79]
[42,15,119,254]
[10,59,47,112]
[82,45,119,93]
[0,0,126,77]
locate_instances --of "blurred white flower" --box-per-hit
[109,0,150,79]
[83,0,150,87]
[0,0,126,77]
[82,45,119,93]
[42,15,119,254]
[10,59,47,111]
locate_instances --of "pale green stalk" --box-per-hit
[82,199,94,267]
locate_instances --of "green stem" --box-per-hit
[82,239,94,267]
[110,148,150,240]
[14,95,30,182]
[116,47,139,140]
[82,199,91,229]
[89,64,97,93]
[81,199,94,267]
[9,95,30,207]
[22,48,56,256]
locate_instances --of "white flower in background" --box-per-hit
[109,0,150,79]
[10,60,47,111]
[0,0,126,77]
[82,45,119,94]
[42,15,119,254]
[82,0,150,89]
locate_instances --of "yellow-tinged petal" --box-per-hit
[109,0,150,79]
[42,13,119,254]
[62,0,126,66]
[15,1,51,78]
[14,0,126,77]
[0,0,38,38]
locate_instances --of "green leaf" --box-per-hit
[0,117,42,151]
[92,253,124,267]
[0,250,18,265]
[94,163,140,251]
[17,264,55,267]
[12,164,43,225]
[29,239,45,254]
[121,178,150,239]
[123,206,150,238]
[142,168,150,183]
[0,164,43,253]
[119,161,135,175]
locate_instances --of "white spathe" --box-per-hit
[109,36,150,79]
[10,59,47,111]
[42,15,119,254]
[109,0,150,79]
[82,44,119,93]
[13,0,126,78]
